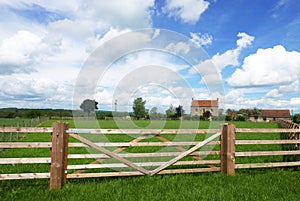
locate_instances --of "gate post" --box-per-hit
[220,123,235,175]
[49,122,69,190]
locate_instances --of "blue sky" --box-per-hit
[0,0,300,114]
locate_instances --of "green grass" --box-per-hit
[1,170,299,201]
[39,119,279,129]
[1,120,300,200]
[0,118,41,127]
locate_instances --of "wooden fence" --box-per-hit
[0,121,300,190]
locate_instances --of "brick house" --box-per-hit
[190,99,219,117]
[250,109,291,122]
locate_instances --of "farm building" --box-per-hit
[190,99,219,117]
[249,109,291,122]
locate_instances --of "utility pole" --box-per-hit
[115,99,117,113]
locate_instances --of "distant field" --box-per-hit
[1,119,299,200]
[39,119,280,129]
[0,118,41,127]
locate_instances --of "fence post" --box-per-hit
[49,121,69,190]
[220,123,235,175]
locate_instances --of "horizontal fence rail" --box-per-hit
[0,120,300,190]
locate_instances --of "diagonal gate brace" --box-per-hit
[69,133,150,175]
[149,132,221,176]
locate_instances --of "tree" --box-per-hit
[251,107,261,122]
[203,110,211,120]
[149,107,160,120]
[175,105,184,118]
[165,104,175,119]
[226,109,237,120]
[80,99,98,116]
[132,97,147,120]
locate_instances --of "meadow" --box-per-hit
[1,119,300,200]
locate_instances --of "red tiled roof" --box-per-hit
[191,100,218,107]
[261,109,290,118]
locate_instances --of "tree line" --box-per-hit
[0,108,73,119]
[2,98,300,124]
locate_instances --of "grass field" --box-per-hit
[38,119,280,129]
[1,119,300,200]
[0,118,41,127]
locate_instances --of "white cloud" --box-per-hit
[228,45,300,87]
[189,32,254,85]
[279,80,300,93]
[236,32,255,49]
[291,97,300,106]
[98,51,189,88]
[190,32,213,47]
[0,30,48,74]
[190,32,254,74]
[165,42,190,54]
[0,0,160,109]
[265,89,282,98]
[163,0,210,24]
[0,74,73,108]
[84,0,154,29]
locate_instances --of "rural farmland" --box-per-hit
[1,1,300,201]
[1,119,300,200]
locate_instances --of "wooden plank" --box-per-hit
[67,171,144,178]
[67,128,300,135]
[0,141,220,148]
[150,132,221,175]
[0,142,52,148]
[67,160,220,170]
[0,173,50,180]
[67,167,220,179]
[71,134,149,174]
[67,129,219,135]
[49,122,69,190]
[69,133,150,175]
[0,157,51,164]
[62,123,69,184]
[0,127,52,133]
[236,150,300,157]
[159,167,220,174]
[68,141,220,147]
[220,124,235,175]
[236,140,300,145]
[155,135,218,169]
[235,161,300,169]
[236,128,300,133]
[67,151,221,159]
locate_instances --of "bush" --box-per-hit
[292,114,300,123]
[212,115,225,121]
[225,115,232,121]
[235,115,247,121]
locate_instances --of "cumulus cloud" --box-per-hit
[163,0,210,24]
[0,30,48,74]
[265,89,282,98]
[0,0,171,109]
[236,32,254,49]
[84,0,155,29]
[189,32,254,84]
[165,42,190,54]
[190,32,254,74]
[0,74,73,108]
[279,80,300,93]
[228,45,300,87]
[190,32,213,47]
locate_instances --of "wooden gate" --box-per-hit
[49,122,234,189]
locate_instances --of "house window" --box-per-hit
[203,109,205,113]
[211,109,213,112]
[195,108,198,113]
